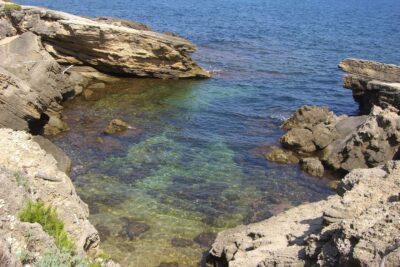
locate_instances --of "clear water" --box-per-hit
[16,0,400,266]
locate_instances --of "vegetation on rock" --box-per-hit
[19,200,76,254]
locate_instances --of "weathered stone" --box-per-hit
[0,129,99,256]
[209,162,400,267]
[300,157,324,177]
[265,147,299,164]
[104,119,130,135]
[1,5,210,79]
[340,59,400,114]
[280,128,316,153]
[282,105,338,131]
[0,32,82,132]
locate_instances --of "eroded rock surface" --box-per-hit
[0,32,82,132]
[339,58,400,114]
[0,129,99,258]
[272,104,400,174]
[209,162,400,266]
[0,5,209,78]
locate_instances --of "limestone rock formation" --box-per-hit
[339,58,400,114]
[0,129,99,257]
[209,161,400,266]
[0,32,82,132]
[272,103,400,174]
[0,5,210,78]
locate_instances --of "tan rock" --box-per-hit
[265,147,299,164]
[0,129,99,256]
[300,157,324,177]
[2,6,210,79]
[209,162,400,267]
[104,119,130,134]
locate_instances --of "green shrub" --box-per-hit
[37,250,71,267]
[19,200,76,254]
[14,172,30,191]
[4,2,22,11]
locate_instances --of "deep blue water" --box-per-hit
[16,0,400,266]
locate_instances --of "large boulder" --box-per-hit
[1,5,210,79]
[209,161,400,266]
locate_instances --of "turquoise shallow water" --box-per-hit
[17,0,400,266]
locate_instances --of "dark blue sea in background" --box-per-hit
[17,0,400,266]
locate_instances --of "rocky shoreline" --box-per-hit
[208,60,400,266]
[0,1,209,266]
[1,1,399,267]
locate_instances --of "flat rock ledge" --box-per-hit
[339,58,400,114]
[0,4,210,79]
[0,128,102,265]
[208,161,400,266]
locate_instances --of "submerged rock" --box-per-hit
[194,232,217,248]
[265,146,299,164]
[104,119,130,134]
[158,262,179,267]
[119,217,150,240]
[171,238,194,248]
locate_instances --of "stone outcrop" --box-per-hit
[268,60,400,176]
[0,5,210,78]
[339,58,400,114]
[209,161,400,266]
[276,105,400,174]
[0,32,83,132]
[0,129,99,257]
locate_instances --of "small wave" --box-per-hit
[268,113,289,122]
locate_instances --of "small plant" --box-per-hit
[37,250,71,267]
[14,172,30,191]
[16,249,35,265]
[4,2,22,11]
[19,200,76,254]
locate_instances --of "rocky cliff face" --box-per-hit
[209,161,400,266]
[0,4,210,79]
[0,129,101,265]
[339,58,400,114]
[0,32,83,132]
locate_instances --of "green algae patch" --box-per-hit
[4,2,22,11]
[19,200,76,254]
